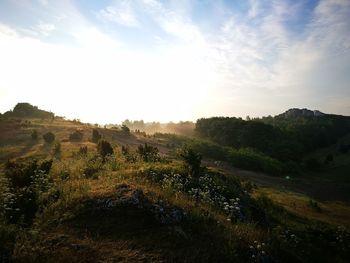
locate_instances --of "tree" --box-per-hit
[31,130,38,140]
[121,125,130,135]
[43,132,55,144]
[137,143,160,162]
[92,129,101,143]
[97,140,113,158]
[69,130,83,141]
[180,147,202,178]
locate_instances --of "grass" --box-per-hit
[253,187,350,228]
[1,117,350,262]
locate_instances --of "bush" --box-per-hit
[137,143,160,162]
[179,147,202,178]
[69,130,83,141]
[308,199,322,212]
[82,156,103,179]
[121,124,130,135]
[52,142,61,157]
[43,132,55,144]
[121,145,137,162]
[91,129,101,143]
[97,140,114,158]
[228,148,282,175]
[78,146,88,156]
[2,159,53,225]
[31,130,38,140]
[5,159,53,189]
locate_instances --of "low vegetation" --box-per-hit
[0,103,349,262]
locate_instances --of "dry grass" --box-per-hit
[253,187,350,227]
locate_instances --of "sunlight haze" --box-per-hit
[0,0,349,123]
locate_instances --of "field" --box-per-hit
[0,117,349,262]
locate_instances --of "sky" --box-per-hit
[0,0,349,124]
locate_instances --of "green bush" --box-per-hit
[52,142,61,157]
[69,130,83,141]
[137,143,160,162]
[91,129,101,143]
[121,145,137,162]
[82,156,103,179]
[228,148,282,175]
[179,147,202,178]
[187,139,283,175]
[97,140,114,158]
[78,146,88,156]
[43,132,55,144]
[2,159,53,225]
[31,130,38,140]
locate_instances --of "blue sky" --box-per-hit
[0,0,349,123]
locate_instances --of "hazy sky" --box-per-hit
[0,0,349,123]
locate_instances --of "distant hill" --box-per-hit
[276,108,325,118]
[2,103,54,119]
[195,108,350,162]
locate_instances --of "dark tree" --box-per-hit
[137,143,160,162]
[31,130,38,140]
[69,130,83,141]
[97,140,114,158]
[43,132,55,144]
[180,147,202,178]
[92,129,102,143]
[121,125,130,135]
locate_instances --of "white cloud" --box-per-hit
[99,1,140,27]
[31,21,56,36]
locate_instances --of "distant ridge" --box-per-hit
[2,102,54,119]
[276,108,326,118]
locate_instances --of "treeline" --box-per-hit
[119,119,195,136]
[195,112,350,162]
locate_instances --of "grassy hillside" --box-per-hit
[0,109,349,262]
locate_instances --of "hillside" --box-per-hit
[0,104,349,262]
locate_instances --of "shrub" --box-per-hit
[82,156,103,179]
[31,130,38,140]
[137,143,160,162]
[228,148,282,175]
[308,199,322,212]
[97,140,114,158]
[179,147,202,178]
[43,132,55,144]
[3,159,53,225]
[121,125,130,135]
[5,159,53,189]
[78,146,88,156]
[69,130,83,141]
[52,142,61,157]
[91,129,101,143]
[121,145,137,162]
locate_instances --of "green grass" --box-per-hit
[1,117,350,262]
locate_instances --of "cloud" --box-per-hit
[99,1,140,27]
[0,0,350,120]
[31,22,56,36]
